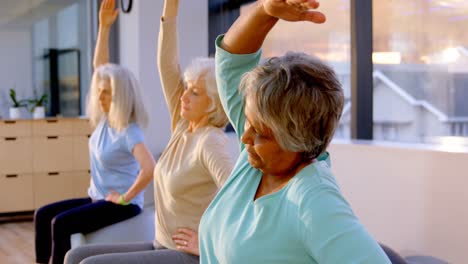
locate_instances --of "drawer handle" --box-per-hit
[47,136,58,139]
[46,120,58,123]
[88,170,91,174]
[5,137,17,141]
[5,174,18,178]
[48,172,60,176]
[4,120,16,124]
[87,134,91,138]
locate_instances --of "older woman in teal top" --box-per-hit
[198,0,391,263]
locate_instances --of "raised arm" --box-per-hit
[215,1,326,143]
[157,0,185,132]
[93,0,119,69]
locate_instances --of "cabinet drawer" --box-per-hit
[33,119,73,136]
[72,171,91,198]
[33,136,73,172]
[72,136,90,171]
[0,137,33,174]
[33,172,74,208]
[0,120,32,137]
[0,174,34,213]
[73,119,93,136]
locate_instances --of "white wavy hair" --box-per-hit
[87,63,148,131]
[184,57,228,128]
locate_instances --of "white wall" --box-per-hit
[0,30,33,118]
[118,0,208,155]
[328,141,468,263]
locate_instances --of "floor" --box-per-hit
[0,221,35,264]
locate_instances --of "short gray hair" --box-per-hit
[87,63,148,131]
[184,57,228,128]
[239,52,344,160]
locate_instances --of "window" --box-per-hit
[372,0,468,144]
[210,0,352,138]
[32,1,93,116]
[209,0,468,148]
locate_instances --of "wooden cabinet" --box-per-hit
[72,171,92,198]
[0,173,34,212]
[33,136,74,172]
[0,137,33,174]
[0,118,92,213]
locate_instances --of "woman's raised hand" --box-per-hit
[99,0,119,28]
[262,0,326,23]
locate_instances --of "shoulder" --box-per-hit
[123,123,145,146]
[199,126,229,145]
[125,123,144,135]
[288,161,348,213]
[174,119,190,134]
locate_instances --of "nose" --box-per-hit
[241,127,253,145]
[181,90,189,103]
[98,90,104,101]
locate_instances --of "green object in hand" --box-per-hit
[119,194,131,206]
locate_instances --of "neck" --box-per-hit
[256,159,314,199]
[187,115,209,132]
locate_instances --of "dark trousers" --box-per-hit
[34,197,141,264]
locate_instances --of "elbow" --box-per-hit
[93,62,100,71]
[142,163,156,181]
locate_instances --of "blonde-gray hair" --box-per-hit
[239,52,344,160]
[184,57,228,128]
[87,63,148,131]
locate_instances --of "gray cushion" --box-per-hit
[405,256,449,264]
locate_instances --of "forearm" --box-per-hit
[93,26,111,69]
[158,4,184,131]
[221,1,278,54]
[122,168,154,203]
[162,0,179,19]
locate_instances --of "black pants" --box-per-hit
[34,197,141,264]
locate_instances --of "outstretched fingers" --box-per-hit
[301,10,326,23]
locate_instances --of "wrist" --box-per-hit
[99,25,111,32]
[250,1,279,35]
[258,0,279,23]
[119,194,131,206]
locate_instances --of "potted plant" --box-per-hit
[9,88,27,119]
[29,91,48,119]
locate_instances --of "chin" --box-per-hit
[247,156,262,169]
[180,112,190,121]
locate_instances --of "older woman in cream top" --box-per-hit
[64,0,233,263]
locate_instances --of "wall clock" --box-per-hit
[120,0,133,13]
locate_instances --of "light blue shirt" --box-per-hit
[88,119,145,208]
[198,35,391,264]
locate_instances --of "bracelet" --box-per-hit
[119,194,131,206]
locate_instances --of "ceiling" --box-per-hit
[0,0,77,30]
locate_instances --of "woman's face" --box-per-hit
[98,79,112,113]
[180,78,212,123]
[241,100,302,176]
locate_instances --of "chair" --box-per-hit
[380,243,408,264]
[70,183,155,248]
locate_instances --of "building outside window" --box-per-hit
[369,0,468,145]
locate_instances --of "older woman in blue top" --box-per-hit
[199,0,391,263]
[34,1,156,263]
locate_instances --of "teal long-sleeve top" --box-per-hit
[198,35,391,264]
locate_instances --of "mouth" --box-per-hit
[246,147,259,159]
